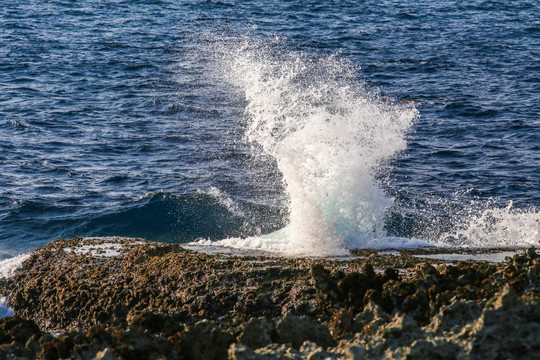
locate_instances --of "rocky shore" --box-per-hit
[0,237,539,359]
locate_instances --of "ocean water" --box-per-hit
[1,0,539,257]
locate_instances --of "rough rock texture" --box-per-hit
[0,237,538,359]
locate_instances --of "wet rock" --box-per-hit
[312,263,401,317]
[1,239,540,359]
[311,264,341,314]
[4,238,325,333]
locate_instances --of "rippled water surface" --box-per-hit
[1,1,538,255]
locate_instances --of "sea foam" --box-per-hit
[438,202,540,248]
[0,253,29,279]
[0,253,29,318]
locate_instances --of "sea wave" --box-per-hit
[0,191,269,248]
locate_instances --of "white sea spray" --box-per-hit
[439,201,540,248]
[189,34,540,255]
[0,253,30,318]
[191,36,418,256]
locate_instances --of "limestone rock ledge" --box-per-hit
[0,237,538,359]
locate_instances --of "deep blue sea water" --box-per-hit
[1,0,539,256]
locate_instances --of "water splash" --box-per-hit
[439,201,540,248]
[198,36,418,255]
[0,253,29,318]
[390,194,540,249]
